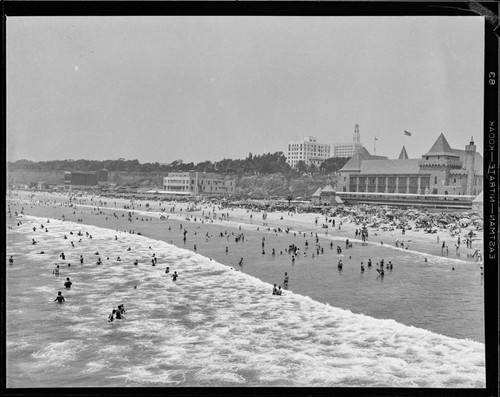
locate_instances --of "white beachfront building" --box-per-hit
[286,136,331,168]
[331,124,365,158]
[162,172,235,196]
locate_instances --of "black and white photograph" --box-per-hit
[4,2,498,392]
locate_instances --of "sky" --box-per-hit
[7,16,484,164]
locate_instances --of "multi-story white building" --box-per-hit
[332,124,365,158]
[163,172,235,196]
[286,136,331,168]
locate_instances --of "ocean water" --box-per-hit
[6,214,485,387]
[14,197,484,342]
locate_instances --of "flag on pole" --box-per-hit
[404,130,412,136]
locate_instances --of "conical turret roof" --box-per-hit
[422,133,459,157]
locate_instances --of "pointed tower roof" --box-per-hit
[398,146,409,160]
[422,133,459,157]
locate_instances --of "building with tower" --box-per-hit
[336,133,482,196]
[286,136,331,168]
[332,124,365,158]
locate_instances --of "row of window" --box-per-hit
[165,179,232,186]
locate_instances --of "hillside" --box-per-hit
[235,174,337,198]
[8,170,338,199]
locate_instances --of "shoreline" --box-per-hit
[8,190,484,264]
[7,189,485,343]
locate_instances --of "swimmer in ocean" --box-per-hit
[9,256,13,265]
[171,271,178,281]
[272,284,278,295]
[53,265,60,275]
[376,268,384,276]
[165,266,170,273]
[115,308,125,320]
[239,258,243,266]
[54,291,65,303]
[276,286,282,296]
[64,277,72,289]
[108,309,116,322]
[284,272,289,284]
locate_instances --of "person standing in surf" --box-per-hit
[54,291,65,303]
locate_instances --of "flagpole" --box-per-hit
[374,136,377,155]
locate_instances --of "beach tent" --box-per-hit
[472,191,483,213]
[311,188,323,205]
[318,185,337,205]
[321,185,336,194]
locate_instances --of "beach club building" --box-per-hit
[162,172,235,197]
[336,134,483,197]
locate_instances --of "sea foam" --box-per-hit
[7,215,485,387]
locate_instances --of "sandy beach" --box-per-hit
[9,190,484,262]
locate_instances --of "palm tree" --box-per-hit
[286,194,293,208]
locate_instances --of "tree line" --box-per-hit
[8,152,350,175]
